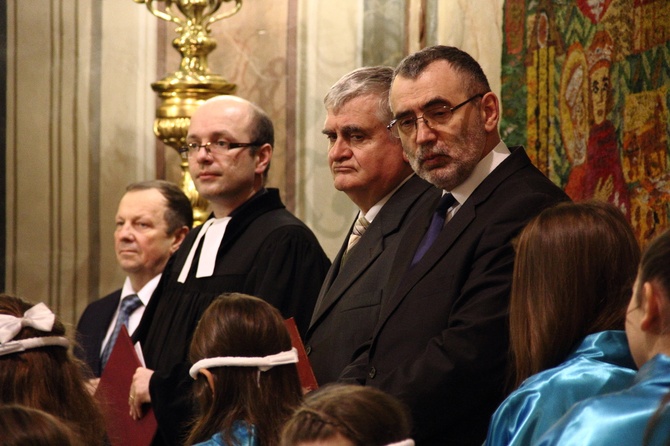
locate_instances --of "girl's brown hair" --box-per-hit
[186,293,302,446]
[0,294,106,445]
[0,404,83,446]
[635,229,670,446]
[509,201,640,389]
[280,384,412,446]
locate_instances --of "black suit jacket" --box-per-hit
[306,175,440,385]
[341,147,570,445]
[76,289,122,377]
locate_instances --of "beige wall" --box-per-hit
[4,0,504,325]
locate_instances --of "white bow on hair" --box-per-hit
[0,302,56,344]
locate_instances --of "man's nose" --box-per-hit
[328,138,352,162]
[415,119,438,145]
[193,144,213,163]
[116,223,135,240]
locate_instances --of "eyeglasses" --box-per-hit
[387,93,485,138]
[179,140,260,157]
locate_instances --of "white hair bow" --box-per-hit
[386,440,415,446]
[0,303,56,344]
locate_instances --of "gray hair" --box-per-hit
[324,66,395,123]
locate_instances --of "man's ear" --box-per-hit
[480,92,500,133]
[254,143,272,175]
[641,281,662,333]
[200,369,215,395]
[170,226,190,255]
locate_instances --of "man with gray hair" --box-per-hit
[76,180,193,377]
[305,66,439,385]
[341,46,569,445]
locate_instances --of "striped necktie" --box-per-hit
[100,294,142,370]
[341,215,370,265]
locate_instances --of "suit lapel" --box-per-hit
[309,220,384,328]
[309,229,349,327]
[375,147,530,331]
[308,176,438,331]
[378,202,475,327]
[96,292,122,350]
[88,291,122,374]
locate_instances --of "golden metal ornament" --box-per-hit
[133,0,243,224]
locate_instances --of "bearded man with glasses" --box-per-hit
[130,95,330,446]
[341,45,569,445]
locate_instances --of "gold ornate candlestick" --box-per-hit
[133,0,243,224]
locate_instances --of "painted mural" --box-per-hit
[501,0,670,246]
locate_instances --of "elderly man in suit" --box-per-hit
[305,66,439,385]
[341,46,570,445]
[76,180,192,377]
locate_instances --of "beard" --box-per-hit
[405,124,487,190]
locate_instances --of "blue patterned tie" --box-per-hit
[411,194,456,267]
[100,294,142,370]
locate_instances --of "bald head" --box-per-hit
[185,95,274,217]
[192,95,275,148]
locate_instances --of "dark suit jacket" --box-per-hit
[76,289,122,377]
[341,147,570,445]
[306,175,440,385]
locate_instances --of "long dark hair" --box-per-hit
[509,201,640,389]
[186,293,302,446]
[637,229,670,446]
[0,294,106,445]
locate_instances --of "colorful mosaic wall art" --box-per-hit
[502,0,670,245]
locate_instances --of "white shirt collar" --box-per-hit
[449,140,510,205]
[120,274,161,307]
[361,173,415,223]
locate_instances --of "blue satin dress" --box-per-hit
[537,354,670,446]
[192,422,258,446]
[484,331,636,446]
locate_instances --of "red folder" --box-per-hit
[284,318,319,393]
[95,326,157,446]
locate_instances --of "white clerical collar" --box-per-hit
[177,216,232,283]
[449,141,510,206]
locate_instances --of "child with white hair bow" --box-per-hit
[0,294,105,445]
[185,293,303,446]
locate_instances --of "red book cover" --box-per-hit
[95,326,157,446]
[284,317,319,392]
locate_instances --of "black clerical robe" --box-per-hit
[133,188,330,446]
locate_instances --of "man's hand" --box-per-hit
[129,367,154,420]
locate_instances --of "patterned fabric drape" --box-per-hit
[501,0,670,246]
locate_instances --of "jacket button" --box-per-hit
[305,345,312,355]
[368,367,376,379]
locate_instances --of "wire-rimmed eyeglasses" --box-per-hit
[179,140,260,158]
[387,93,486,138]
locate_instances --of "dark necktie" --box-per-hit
[411,193,456,267]
[100,294,142,369]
